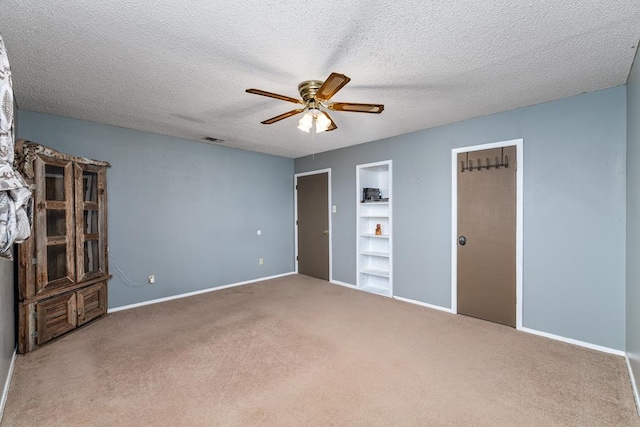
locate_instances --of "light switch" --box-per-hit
[332,205,337,213]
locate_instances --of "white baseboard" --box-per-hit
[520,327,625,356]
[108,272,296,313]
[626,354,640,416]
[0,348,16,423]
[393,296,454,314]
[329,280,357,289]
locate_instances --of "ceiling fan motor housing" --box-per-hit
[298,80,324,103]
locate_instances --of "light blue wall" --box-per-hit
[627,47,640,401]
[296,87,627,350]
[0,258,14,410]
[17,111,295,309]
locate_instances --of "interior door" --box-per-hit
[457,146,516,327]
[297,173,329,280]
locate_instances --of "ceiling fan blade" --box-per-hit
[246,88,304,105]
[328,102,384,114]
[261,108,305,124]
[320,111,337,131]
[315,72,351,102]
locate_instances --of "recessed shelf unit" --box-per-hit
[356,160,392,297]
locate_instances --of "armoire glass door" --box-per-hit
[34,157,75,293]
[75,163,107,281]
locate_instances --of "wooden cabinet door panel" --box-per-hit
[34,156,76,295]
[36,292,77,345]
[77,282,107,326]
[75,164,108,282]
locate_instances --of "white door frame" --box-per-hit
[451,138,524,329]
[294,168,332,281]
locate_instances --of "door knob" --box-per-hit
[323,230,329,235]
[458,236,466,246]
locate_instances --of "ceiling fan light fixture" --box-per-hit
[315,111,331,133]
[297,110,315,132]
[297,108,331,133]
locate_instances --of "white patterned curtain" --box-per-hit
[0,33,32,259]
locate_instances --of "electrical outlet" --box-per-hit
[147,275,155,284]
[259,258,264,265]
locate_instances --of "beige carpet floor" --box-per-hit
[2,274,639,426]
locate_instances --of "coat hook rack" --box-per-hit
[460,149,511,172]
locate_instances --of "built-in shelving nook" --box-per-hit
[356,160,392,296]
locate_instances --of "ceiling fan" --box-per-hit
[246,72,384,133]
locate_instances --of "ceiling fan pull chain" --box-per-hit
[311,120,316,159]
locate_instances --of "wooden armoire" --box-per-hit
[15,140,111,353]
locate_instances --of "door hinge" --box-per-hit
[32,257,37,265]
[31,330,38,338]
[296,256,299,261]
[296,220,298,225]
[295,185,298,190]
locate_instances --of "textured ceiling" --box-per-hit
[1,1,639,158]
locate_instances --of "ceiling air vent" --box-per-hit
[202,136,224,143]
